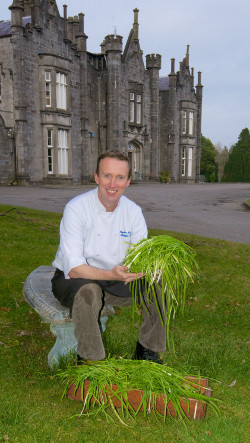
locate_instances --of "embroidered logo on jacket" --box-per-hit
[120,230,131,238]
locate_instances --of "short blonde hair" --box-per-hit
[96,150,131,178]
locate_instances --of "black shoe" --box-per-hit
[77,354,86,365]
[133,341,163,364]
[77,355,96,365]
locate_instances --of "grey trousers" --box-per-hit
[71,283,167,360]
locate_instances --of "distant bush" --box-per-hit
[160,171,170,183]
[222,128,250,182]
[200,135,218,182]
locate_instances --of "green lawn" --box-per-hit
[0,205,249,442]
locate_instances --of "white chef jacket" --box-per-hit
[52,187,148,278]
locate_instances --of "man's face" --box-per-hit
[94,157,131,211]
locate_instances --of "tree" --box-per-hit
[215,143,229,182]
[200,135,218,182]
[222,128,250,182]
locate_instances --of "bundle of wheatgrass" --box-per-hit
[58,357,220,424]
[123,235,199,348]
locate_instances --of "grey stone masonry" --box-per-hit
[146,54,161,179]
[23,266,114,368]
[0,1,203,185]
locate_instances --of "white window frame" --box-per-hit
[181,147,186,176]
[182,111,187,134]
[45,71,51,107]
[129,93,135,123]
[181,111,187,134]
[187,147,193,177]
[58,129,69,175]
[189,111,194,135]
[129,92,142,125]
[47,129,53,174]
[56,72,67,110]
[136,94,142,124]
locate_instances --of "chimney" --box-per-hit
[171,58,175,74]
[186,44,190,67]
[133,8,139,40]
[198,71,202,85]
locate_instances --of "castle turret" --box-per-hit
[146,53,161,179]
[75,13,89,182]
[167,58,178,181]
[9,0,23,32]
[32,0,42,31]
[9,0,30,184]
[105,34,123,150]
[105,34,123,53]
[67,15,81,47]
[195,72,203,182]
[76,12,88,52]
[72,16,79,49]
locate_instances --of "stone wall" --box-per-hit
[0,1,202,185]
[0,37,15,184]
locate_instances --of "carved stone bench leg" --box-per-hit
[48,315,109,368]
[48,323,77,368]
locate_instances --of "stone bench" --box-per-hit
[23,265,115,368]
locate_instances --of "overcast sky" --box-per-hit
[2,0,250,148]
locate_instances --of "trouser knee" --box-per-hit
[73,283,103,313]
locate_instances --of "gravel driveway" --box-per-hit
[0,183,249,244]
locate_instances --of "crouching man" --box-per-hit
[52,150,166,364]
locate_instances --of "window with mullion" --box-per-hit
[189,111,194,135]
[58,129,69,175]
[187,147,193,177]
[129,93,135,123]
[129,92,142,125]
[181,110,195,135]
[136,95,142,124]
[181,147,186,176]
[45,71,51,107]
[56,73,67,110]
[47,129,53,174]
[182,111,187,134]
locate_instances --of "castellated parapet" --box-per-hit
[104,34,123,53]
[146,54,161,69]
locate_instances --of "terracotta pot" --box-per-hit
[67,377,211,420]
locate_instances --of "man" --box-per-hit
[52,150,166,364]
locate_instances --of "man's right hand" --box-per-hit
[110,265,144,283]
[68,263,144,282]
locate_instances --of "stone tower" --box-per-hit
[167,57,178,181]
[146,53,161,179]
[195,71,203,182]
[104,34,123,150]
[75,12,89,182]
[9,0,29,183]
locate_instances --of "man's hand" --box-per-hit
[110,265,144,283]
[68,263,144,282]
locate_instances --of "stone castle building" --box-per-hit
[0,0,203,185]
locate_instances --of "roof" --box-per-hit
[0,16,31,37]
[159,76,169,91]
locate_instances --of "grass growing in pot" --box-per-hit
[58,236,203,424]
[57,357,220,424]
[124,235,199,348]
